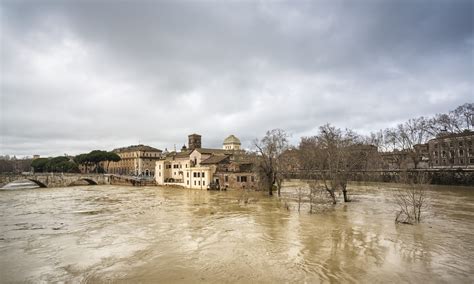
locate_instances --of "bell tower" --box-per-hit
[188,134,202,150]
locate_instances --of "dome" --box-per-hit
[223,135,241,145]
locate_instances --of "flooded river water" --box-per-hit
[0,181,473,283]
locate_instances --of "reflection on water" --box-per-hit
[0,182,473,283]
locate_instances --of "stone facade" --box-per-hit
[428,131,474,168]
[108,144,162,176]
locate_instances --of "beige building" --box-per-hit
[428,130,474,168]
[156,134,256,189]
[108,144,162,176]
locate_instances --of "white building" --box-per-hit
[223,135,241,150]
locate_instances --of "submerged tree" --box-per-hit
[253,129,289,196]
[299,124,371,203]
[394,172,429,224]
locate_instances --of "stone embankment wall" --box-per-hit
[109,175,156,186]
[284,169,474,186]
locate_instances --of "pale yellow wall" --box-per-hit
[223,144,240,150]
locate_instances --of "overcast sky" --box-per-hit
[1,0,473,157]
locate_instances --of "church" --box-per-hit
[155,134,257,189]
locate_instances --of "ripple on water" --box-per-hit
[0,183,473,283]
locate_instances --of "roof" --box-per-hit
[429,130,474,142]
[193,148,234,155]
[200,155,230,165]
[113,144,162,153]
[223,134,241,145]
[164,150,193,160]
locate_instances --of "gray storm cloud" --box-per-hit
[1,0,472,156]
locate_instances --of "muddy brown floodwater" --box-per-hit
[0,181,473,283]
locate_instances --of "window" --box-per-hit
[460,158,464,164]
[202,172,205,178]
[237,176,240,182]
[241,176,247,182]
[198,181,201,185]
[194,181,196,185]
[159,165,161,170]
[197,172,201,178]
[225,175,228,182]
[187,172,189,177]
[460,149,464,156]
[470,158,474,164]
[193,172,197,177]
[251,176,255,182]
[187,180,189,185]
[203,181,205,186]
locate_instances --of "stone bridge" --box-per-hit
[0,173,110,188]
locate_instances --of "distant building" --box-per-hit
[108,144,163,176]
[428,130,474,168]
[155,134,257,189]
[223,135,241,150]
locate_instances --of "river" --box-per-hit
[0,181,473,283]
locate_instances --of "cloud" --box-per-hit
[1,0,472,156]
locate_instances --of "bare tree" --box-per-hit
[299,124,368,203]
[429,103,473,134]
[394,172,429,224]
[253,129,289,196]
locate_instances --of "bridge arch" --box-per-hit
[1,178,47,189]
[27,179,48,188]
[68,178,98,186]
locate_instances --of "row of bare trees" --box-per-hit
[252,103,472,196]
[251,103,472,222]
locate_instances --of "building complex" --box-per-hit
[155,134,257,189]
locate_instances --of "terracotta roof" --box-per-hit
[113,144,162,153]
[194,148,233,155]
[200,155,230,165]
[164,150,192,160]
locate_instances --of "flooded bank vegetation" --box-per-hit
[251,104,474,217]
[394,172,430,224]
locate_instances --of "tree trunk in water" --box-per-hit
[342,184,350,202]
[268,184,273,196]
[325,185,336,204]
[342,188,349,202]
[277,179,281,197]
